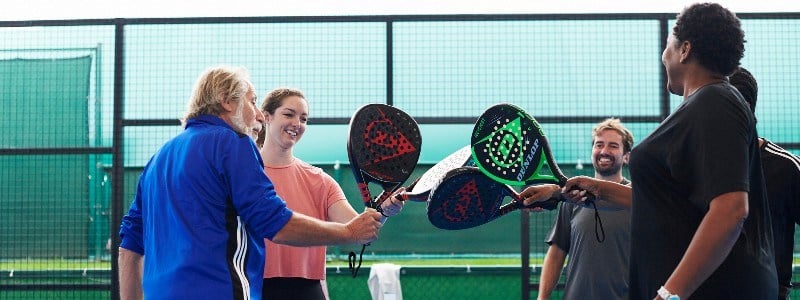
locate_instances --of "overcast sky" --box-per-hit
[2,0,799,21]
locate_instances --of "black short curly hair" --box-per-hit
[729,67,758,113]
[673,3,745,76]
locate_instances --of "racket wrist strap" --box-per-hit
[348,244,367,278]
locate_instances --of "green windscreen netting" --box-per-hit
[0,56,92,258]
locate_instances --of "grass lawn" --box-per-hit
[0,259,110,270]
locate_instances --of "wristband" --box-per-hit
[657,286,680,300]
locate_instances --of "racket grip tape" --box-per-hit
[498,202,520,216]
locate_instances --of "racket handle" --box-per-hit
[393,191,429,202]
[394,192,410,202]
[511,189,561,211]
[374,191,389,202]
[367,188,398,211]
[521,196,561,211]
[498,202,521,215]
[405,177,420,192]
[373,191,398,218]
[391,177,424,202]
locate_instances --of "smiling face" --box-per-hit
[263,95,308,150]
[591,129,629,177]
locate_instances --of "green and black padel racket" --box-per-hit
[470,103,567,187]
[469,103,603,240]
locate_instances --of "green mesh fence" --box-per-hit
[0,57,92,259]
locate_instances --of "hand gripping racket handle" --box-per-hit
[503,192,562,213]
[521,196,562,211]
[562,186,597,207]
[495,191,561,216]
[509,187,596,212]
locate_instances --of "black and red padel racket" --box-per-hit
[346,103,421,276]
[426,166,560,230]
[347,103,421,210]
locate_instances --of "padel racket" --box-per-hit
[346,103,422,211]
[470,103,603,240]
[471,103,595,200]
[346,103,421,277]
[395,145,475,202]
[427,166,560,230]
[471,103,567,186]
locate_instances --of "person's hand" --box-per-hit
[562,176,600,206]
[344,208,383,245]
[524,206,548,213]
[380,187,405,217]
[519,184,560,208]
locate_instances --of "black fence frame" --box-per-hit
[1,12,799,299]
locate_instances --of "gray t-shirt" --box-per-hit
[545,178,630,300]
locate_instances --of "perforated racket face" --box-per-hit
[347,104,422,183]
[427,167,514,230]
[411,145,474,194]
[471,103,563,186]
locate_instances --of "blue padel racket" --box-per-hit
[426,166,560,230]
[396,145,475,202]
[346,103,421,277]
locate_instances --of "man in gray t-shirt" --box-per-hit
[537,118,634,300]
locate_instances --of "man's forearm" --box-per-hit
[538,245,566,300]
[272,213,352,246]
[561,177,632,209]
[118,247,143,300]
[595,180,633,208]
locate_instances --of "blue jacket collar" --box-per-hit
[187,114,234,131]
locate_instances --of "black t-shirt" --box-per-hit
[628,83,776,299]
[760,139,800,290]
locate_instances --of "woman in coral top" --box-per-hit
[256,88,403,299]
